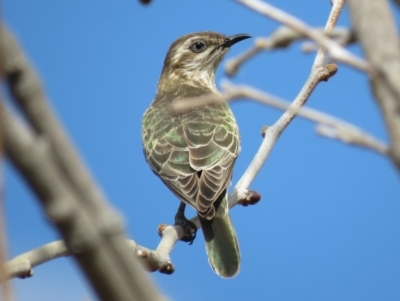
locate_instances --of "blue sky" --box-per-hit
[4,1,400,301]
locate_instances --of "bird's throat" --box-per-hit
[158,67,218,93]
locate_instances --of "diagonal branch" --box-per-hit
[235,0,370,72]
[1,102,164,300]
[0,26,164,301]
[225,83,388,156]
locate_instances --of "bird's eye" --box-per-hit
[190,41,206,53]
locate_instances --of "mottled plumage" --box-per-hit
[142,31,250,278]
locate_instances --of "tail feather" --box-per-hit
[199,196,240,278]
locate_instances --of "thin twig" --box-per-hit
[235,67,334,189]
[151,189,259,268]
[226,26,355,76]
[3,241,68,280]
[313,0,345,66]
[302,28,356,53]
[235,0,344,189]
[2,239,176,280]
[235,0,370,72]
[230,84,388,155]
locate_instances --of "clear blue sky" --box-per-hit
[4,1,400,300]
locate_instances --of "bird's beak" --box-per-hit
[223,33,252,47]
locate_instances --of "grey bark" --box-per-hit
[347,0,400,171]
[1,25,164,301]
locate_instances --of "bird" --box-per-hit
[141,31,251,278]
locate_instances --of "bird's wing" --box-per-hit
[142,104,199,209]
[142,103,239,216]
[183,104,239,218]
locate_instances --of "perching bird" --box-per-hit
[142,31,250,278]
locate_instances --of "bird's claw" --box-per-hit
[174,213,197,245]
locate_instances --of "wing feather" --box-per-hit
[142,101,239,217]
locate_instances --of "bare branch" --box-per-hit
[0,25,114,223]
[233,1,344,190]
[3,189,260,279]
[143,188,258,271]
[170,93,224,112]
[2,103,164,300]
[226,26,355,76]
[302,28,356,53]
[235,68,336,189]
[313,0,346,67]
[0,26,164,301]
[4,241,68,280]
[3,239,176,280]
[235,0,370,72]
[347,0,400,171]
[228,84,388,155]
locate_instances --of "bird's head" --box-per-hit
[157,31,251,93]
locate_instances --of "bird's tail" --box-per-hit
[199,196,240,278]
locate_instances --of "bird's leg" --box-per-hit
[174,202,197,245]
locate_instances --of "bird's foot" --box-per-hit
[174,211,197,245]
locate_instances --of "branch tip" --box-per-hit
[325,63,338,76]
[238,191,262,206]
[261,126,269,138]
[157,224,168,237]
[159,263,175,275]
